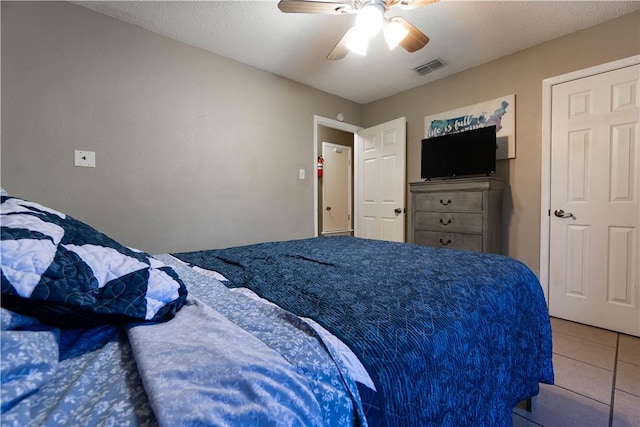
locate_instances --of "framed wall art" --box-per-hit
[424,94,516,159]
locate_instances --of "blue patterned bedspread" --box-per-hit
[174,236,554,427]
[0,308,156,426]
[1,256,364,426]
[132,255,366,426]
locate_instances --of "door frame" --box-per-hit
[313,115,361,237]
[539,55,640,304]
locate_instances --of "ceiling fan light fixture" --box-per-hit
[355,3,385,37]
[345,27,369,56]
[384,20,409,50]
[278,0,432,61]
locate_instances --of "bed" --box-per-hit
[1,190,554,426]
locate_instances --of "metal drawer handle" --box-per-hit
[439,238,452,246]
[439,199,452,206]
[439,218,452,225]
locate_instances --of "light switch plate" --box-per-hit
[74,150,95,167]
[299,169,305,180]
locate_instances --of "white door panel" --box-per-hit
[322,142,352,234]
[549,64,639,336]
[356,117,406,242]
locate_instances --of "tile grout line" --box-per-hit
[551,383,612,406]
[553,329,618,349]
[512,412,544,426]
[551,318,619,346]
[553,352,615,374]
[608,333,620,427]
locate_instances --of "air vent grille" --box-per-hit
[412,58,446,76]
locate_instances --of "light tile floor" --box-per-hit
[512,317,640,427]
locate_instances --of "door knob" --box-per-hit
[326,206,332,211]
[554,209,573,218]
[394,208,402,214]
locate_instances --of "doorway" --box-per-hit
[541,56,639,336]
[313,115,407,242]
[314,116,359,237]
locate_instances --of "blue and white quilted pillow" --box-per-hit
[0,193,187,327]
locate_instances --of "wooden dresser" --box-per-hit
[409,177,504,254]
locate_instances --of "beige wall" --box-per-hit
[0,1,362,253]
[2,2,638,270]
[362,11,640,272]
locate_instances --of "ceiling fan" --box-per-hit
[277,0,437,60]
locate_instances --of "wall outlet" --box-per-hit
[74,150,95,167]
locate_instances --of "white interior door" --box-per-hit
[549,64,639,336]
[356,117,406,242]
[322,142,352,234]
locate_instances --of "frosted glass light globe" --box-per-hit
[356,3,384,37]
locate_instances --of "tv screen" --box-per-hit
[421,126,497,180]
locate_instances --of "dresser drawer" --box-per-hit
[414,211,483,233]
[409,178,503,254]
[414,191,483,212]
[414,231,483,252]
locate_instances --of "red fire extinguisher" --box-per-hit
[317,156,324,178]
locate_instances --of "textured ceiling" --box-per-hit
[74,0,640,104]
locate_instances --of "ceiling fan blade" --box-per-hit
[327,27,356,60]
[278,0,354,14]
[390,16,429,52]
[397,0,439,10]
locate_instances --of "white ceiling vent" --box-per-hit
[412,58,446,76]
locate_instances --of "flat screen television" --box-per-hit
[421,125,497,180]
